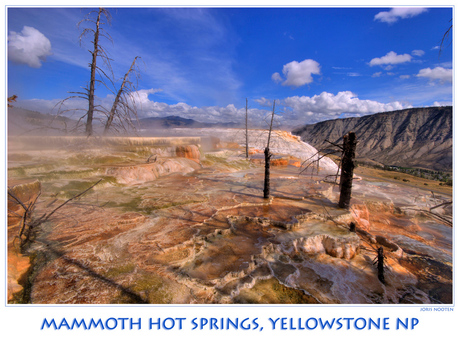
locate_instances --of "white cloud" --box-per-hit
[131,88,164,105]
[374,7,428,24]
[251,92,408,126]
[254,97,273,107]
[400,75,411,79]
[412,49,425,57]
[417,67,452,83]
[14,90,412,128]
[271,72,283,83]
[369,51,412,67]
[433,101,452,107]
[8,26,52,68]
[272,59,321,88]
[372,72,382,78]
[117,93,271,125]
[280,91,407,124]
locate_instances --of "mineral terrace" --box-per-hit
[7,128,452,304]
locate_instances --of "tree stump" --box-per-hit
[375,247,386,284]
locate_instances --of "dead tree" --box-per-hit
[299,136,346,182]
[8,179,102,250]
[245,98,249,158]
[78,8,113,136]
[263,101,275,199]
[104,56,141,134]
[7,188,40,249]
[338,131,357,209]
[439,19,452,57]
[54,8,141,136]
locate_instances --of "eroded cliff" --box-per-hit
[292,106,452,171]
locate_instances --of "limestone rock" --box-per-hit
[105,158,201,184]
[293,234,361,260]
[175,145,201,162]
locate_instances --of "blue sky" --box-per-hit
[6,6,453,127]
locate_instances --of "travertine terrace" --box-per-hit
[7,129,452,304]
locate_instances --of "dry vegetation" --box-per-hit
[354,165,452,196]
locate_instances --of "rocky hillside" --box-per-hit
[292,106,452,172]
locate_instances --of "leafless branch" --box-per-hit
[8,179,102,249]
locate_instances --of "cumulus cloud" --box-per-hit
[16,89,412,129]
[254,97,273,107]
[400,75,411,79]
[374,7,428,24]
[8,26,52,68]
[271,72,283,83]
[120,91,272,125]
[280,91,406,123]
[372,72,383,78]
[272,59,321,88]
[417,67,452,83]
[369,51,412,67]
[412,49,425,57]
[130,88,164,105]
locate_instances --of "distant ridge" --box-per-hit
[8,106,75,135]
[7,107,239,135]
[292,106,452,172]
[139,115,238,129]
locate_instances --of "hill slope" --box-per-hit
[292,106,452,171]
[8,107,75,135]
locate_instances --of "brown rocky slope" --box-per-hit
[292,106,452,172]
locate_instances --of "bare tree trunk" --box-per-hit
[245,98,249,159]
[85,8,103,137]
[263,101,275,199]
[104,56,139,134]
[338,131,357,208]
[263,147,272,198]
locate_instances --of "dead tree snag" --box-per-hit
[77,7,112,136]
[263,101,275,199]
[338,131,357,209]
[245,98,249,159]
[263,147,272,198]
[8,179,102,250]
[104,56,141,135]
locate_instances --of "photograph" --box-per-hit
[2,2,457,340]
